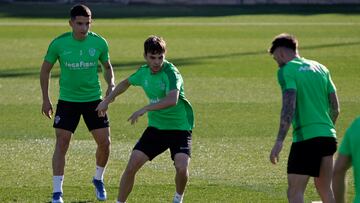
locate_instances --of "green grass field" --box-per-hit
[0,3,359,202]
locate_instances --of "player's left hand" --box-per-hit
[128,108,147,125]
[270,140,283,164]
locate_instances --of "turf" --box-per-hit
[0,3,359,203]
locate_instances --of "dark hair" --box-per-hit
[144,35,167,55]
[70,4,91,20]
[269,33,298,54]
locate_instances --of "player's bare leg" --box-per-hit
[118,150,149,202]
[91,127,111,201]
[287,174,309,203]
[52,128,72,203]
[173,153,190,203]
[314,155,335,203]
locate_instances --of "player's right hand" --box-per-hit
[128,108,147,125]
[42,101,53,119]
[270,140,283,164]
[96,101,108,117]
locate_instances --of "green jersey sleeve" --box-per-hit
[98,37,110,63]
[128,67,144,86]
[278,66,297,91]
[327,72,336,93]
[164,64,182,92]
[44,40,59,64]
[339,127,352,156]
[339,118,360,156]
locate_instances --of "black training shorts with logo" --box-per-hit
[133,126,192,161]
[53,100,109,133]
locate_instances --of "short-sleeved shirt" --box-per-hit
[128,60,194,130]
[44,31,109,102]
[339,117,360,203]
[277,57,336,142]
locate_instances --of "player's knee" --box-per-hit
[287,187,304,201]
[175,165,189,177]
[104,138,111,148]
[55,140,70,153]
[287,190,295,201]
[125,159,144,175]
[124,165,139,176]
[98,138,111,150]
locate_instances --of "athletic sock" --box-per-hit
[94,165,105,181]
[53,175,64,193]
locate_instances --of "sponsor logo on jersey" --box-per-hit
[65,61,96,70]
[89,48,96,57]
[298,65,318,72]
[62,50,72,55]
[159,82,165,90]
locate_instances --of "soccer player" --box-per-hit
[268,33,340,203]
[96,35,194,203]
[40,4,115,203]
[333,117,360,203]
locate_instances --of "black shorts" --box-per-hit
[133,127,192,161]
[53,100,109,133]
[287,136,337,177]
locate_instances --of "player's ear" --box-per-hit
[143,52,147,59]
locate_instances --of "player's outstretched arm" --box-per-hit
[127,89,179,125]
[96,78,131,117]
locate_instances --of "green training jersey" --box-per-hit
[128,60,194,130]
[44,31,109,102]
[277,57,336,142]
[339,117,360,203]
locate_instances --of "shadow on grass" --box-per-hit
[0,4,359,19]
[1,40,360,78]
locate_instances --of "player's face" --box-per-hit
[69,16,91,40]
[144,52,165,74]
[272,48,286,67]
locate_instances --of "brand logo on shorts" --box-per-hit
[54,116,61,125]
[180,147,189,150]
